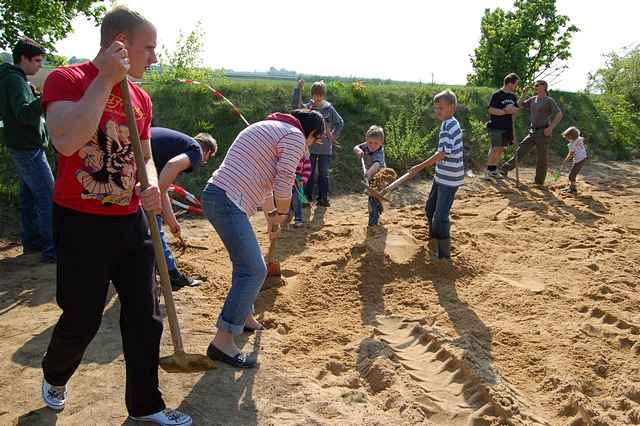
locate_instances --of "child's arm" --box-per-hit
[408,151,446,176]
[565,142,575,162]
[366,162,382,180]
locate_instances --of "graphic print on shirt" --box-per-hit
[74,93,145,206]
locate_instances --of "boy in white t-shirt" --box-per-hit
[561,126,587,194]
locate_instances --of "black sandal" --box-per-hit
[243,324,265,333]
[206,344,257,368]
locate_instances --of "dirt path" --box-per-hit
[1,161,640,425]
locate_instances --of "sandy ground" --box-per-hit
[1,161,640,425]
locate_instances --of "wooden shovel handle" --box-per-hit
[119,79,184,354]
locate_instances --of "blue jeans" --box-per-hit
[425,181,458,240]
[8,147,55,260]
[201,183,266,335]
[368,196,383,226]
[304,154,331,201]
[291,185,303,222]
[155,216,177,271]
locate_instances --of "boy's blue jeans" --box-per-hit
[368,196,383,226]
[305,154,331,201]
[425,181,458,240]
[7,147,55,260]
[155,216,177,272]
[201,183,266,336]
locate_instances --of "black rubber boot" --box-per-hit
[437,239,451,259]
[428,239,438,258]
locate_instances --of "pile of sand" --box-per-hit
[370,167,397,191]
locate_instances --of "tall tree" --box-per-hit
[467,0,579,88]
[0,0,105,51]
[587,44,640,111]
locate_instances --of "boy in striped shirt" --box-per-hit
[408,90,464,260]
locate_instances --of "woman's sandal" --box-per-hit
[243,324,265,333]
[206,343,257,368]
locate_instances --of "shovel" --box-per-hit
[361,157,389,203]
[265,221,281,278]
[377,169,419,198]
[120,79,214,373]
[513,121,520,187]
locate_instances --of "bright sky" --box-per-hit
[55,0,639,92]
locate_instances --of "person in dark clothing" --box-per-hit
[151,127,217,290]
[484,73,520,179]
[0,38,55,262]
[39,6,192,425]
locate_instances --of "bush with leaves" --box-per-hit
[593,94,640,159]
[384,101,430,172]
[588,45,640,112]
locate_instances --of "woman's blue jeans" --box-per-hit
[201,183,266,335]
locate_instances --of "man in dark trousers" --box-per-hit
[151,127,217,290]
[501,80,563,185]
[0,38,56,263]
[39,6,192,425]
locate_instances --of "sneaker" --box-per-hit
[293,220,303,228]
[561,186,577,194]
[316,199,331,207]
[42,379,66,411]
[130,408,192,425]
[169,269,202,291]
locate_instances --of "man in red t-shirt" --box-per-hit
[39,6,191,426]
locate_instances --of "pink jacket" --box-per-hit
[296,157,311,185]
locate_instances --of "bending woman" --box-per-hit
[202,109,324,368]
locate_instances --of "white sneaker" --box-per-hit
[130,408,192,425]
[42,378,66,411]
[482,170,495,180]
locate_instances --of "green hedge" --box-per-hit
[1,80,638,209]
[146,80,639,196]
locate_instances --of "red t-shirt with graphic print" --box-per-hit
[42,61,152,216]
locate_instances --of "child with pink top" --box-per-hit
[291,152,311,227]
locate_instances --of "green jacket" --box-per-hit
[0,63,48,150]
